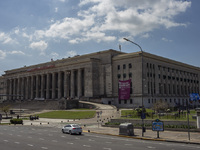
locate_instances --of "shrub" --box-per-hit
[10,119,23,124]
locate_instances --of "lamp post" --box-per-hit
[123,38,145,137]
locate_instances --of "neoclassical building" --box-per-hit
[0,49,200,108]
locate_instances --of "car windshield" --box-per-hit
[72,125,80,128]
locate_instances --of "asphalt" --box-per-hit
[1,101,200,145]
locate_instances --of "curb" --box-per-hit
[82,130,200,145]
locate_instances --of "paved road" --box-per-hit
[0,126,200,150]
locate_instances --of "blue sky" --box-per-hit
[0,0,199,75]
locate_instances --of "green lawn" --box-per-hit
[37,110,96,119]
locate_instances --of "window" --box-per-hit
[123,73,126,78]
[130,99,133,104]
[129,63,132,68]
[117,74,121,78]
[123,64,126,69]
[147,63,149,68]
[118,65,120,70]
[158,65,161,70]
[119,100,121,104]
[129,72,132,78]
[124,100,127,104]
[148,99,150,103]
[130,82,133,94]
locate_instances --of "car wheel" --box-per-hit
[62,129,65,133]
[69,130,72,135]
[79,132,82,135]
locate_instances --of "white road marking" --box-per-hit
[48,134,53,136]
[15,142,20,144]
[67,142,74,145]
[17,135,21,137]
[147,146,156,149]
[83,145,91,147]
[39,138,45,140]
[75,137,80,140]
[28,136,32,138]
[27,144,33,147]
[9,134,13,136]
[61,135,66,138]
[106,142,112,144]
[41,147,48,149]
[89,139,95,141]
[125,144,133,146]
[4,140,8,142]
[52,140,58,142]
[103,148,112,150]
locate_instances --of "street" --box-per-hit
[0,126,199,150]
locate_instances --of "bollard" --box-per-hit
[48,122,49,124]
[31,123,32,125]
[88,130,90,132]
[40,123,42,125]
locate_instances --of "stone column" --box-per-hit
[64,71,70,99]
[58,71,62,99]
[46,73,50,99]
[77,69,82,98]
[17,78,20,99]
[13,78,16,100]
[25,77,29,100]
[64,71,67,98]
[36,75,39,98]
[9,79,12,100]
[52,72,56,99]
[21,77,24,100]
[71,70,75,98]
[31,76,34,99]
[41,74,44,98]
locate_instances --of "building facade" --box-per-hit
[0,49,200,108]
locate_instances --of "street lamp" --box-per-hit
[123,38,145,137]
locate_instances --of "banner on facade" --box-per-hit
[118,79,131,100]
[189,93,200,101]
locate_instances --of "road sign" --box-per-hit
[152,119,164,131]
[141,113,146,119]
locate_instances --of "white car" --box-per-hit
[62,124,82,135]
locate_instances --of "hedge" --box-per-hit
[10,119,23,124]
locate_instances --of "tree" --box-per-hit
[1,105,10,118]
[153,100,169,113]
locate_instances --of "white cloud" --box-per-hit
[55,7,58,13]
[141,33,150,39]
[0,50,6,59]
[66,50,77,57]
[8,51,25,55]
[33,0,191,44]
[0,32,17,44]
[29,40,48,55]
[162,37,172,42]
[50,52,59,59]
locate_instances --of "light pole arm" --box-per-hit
[123,38,143,52]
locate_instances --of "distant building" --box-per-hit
[0,49,200,108]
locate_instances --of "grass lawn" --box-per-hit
[37,110,96,119]
[121,109,197,121]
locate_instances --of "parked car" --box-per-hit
[62,124,82,135]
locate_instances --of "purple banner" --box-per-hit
[118,79,131,100]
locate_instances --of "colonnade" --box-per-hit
[6,69,85,100]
